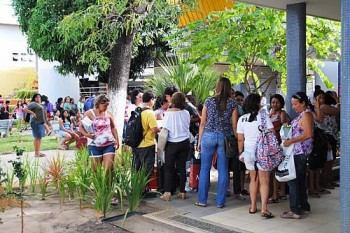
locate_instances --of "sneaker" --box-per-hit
[281,211,301,219]
[234,194,246,200]
[301,210,310,215]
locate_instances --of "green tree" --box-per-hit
[170,3,340,94]
[12,0,182,136]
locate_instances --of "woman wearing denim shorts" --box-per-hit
[79,94,119,172]
[23,93,48,157]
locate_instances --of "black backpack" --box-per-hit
[311,126,329,158]
[124,107,147,148]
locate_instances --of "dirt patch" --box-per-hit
[0,192,187,233]
[75,220,130,233]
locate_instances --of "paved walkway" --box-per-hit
[143,169,339,233]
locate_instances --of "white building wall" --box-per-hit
[0,0,80,100]
[0,24,35,68]
[38,59,80,103]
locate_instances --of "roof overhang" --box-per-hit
[237,0,340,21]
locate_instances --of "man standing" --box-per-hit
[132,90,159,179]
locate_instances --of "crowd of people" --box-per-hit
[122,81,340,220]
[0,80,340,219]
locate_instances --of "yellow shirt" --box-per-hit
[138,108,157,148]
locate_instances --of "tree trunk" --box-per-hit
[108,32,135,143]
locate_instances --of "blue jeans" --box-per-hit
[287,154,310,215]
[197,131,229,207]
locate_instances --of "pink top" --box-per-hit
[89,110,115,147]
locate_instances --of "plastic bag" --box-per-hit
[276,142,296,182]
[280,125,292,140]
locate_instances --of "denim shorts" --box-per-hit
[88,144,115,157]
[31,122,45,139]
[59,130,69,138]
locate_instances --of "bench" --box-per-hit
[0,119,13,137]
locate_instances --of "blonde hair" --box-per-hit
[94,94,110,108]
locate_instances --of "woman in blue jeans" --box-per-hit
[195,77,238,208]
[282,92,313,219]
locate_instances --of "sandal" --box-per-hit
[279,195,287,200]
[35,153,46,157]
[267,198,279,204]
[194,202,207,207]
[249,208,257,214]
[261,212,275,219]
[319,189,331,194]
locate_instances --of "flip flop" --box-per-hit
[261,212,275,219]
[249,208,257,214]
[267,198,279,204]
[194,202,207,207]
[35,153,46,157]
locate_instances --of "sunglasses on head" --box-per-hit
[292,94,302,100]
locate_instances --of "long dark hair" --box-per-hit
[243,93,261,122]
[215,77,232,111]
[270,94,285,109]
[61,110,70,123]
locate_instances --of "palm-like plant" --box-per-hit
[146,55,219,103]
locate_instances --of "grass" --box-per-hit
[0,135,58,154]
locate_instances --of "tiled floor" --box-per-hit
[146,168,340,233]
[201,187,339,233]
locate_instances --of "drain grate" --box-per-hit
[169,215,245,233]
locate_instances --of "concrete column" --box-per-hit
[340,1,350,232]
[286,3,306,119]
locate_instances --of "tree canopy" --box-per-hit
[169,3,341,93]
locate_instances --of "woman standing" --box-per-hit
[79,94,119,172]
[268,94,289,203]
[195,77,238,208]
[237,94,275,218]
[319,91,340,190]
[23,93,48,157]
[160,92,190,201]
[14,100,24,120]
[77,96,85,114]
[56,97,63,112]
[281,92,313,219]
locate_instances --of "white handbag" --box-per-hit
[157,128,169,151]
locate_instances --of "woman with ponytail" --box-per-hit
[237,93,275,218]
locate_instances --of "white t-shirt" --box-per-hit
[163,110,190,142]
[237,112,274,151]
[126,104,137,119]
